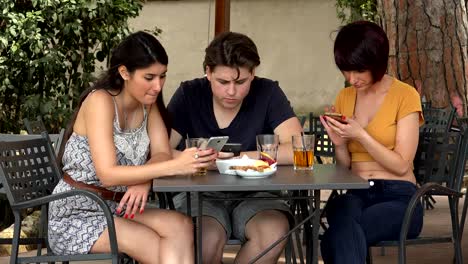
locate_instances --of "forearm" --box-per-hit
[334,145,351,168]
[97,159,181,187]
[277,142,293,165]
[358,132,411,176]
[171,149,183,158]
[148,152,172,164]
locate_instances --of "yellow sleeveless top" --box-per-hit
[334,78,424,162]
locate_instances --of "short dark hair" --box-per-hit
[203,32,260,78]
[334,20,389,82]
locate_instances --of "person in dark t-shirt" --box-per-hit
[168,32,303,264]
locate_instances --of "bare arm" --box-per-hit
[319,115,351,168]
[169,129,183,158]
[83,91,215,187]
[274,116,304,165]
[327,113,419,175]
[232,117,303,163]
[356,113,419,175]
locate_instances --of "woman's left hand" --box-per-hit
[117,181,151,219]
[326,116,365,140]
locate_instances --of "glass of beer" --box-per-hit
[292,134,315,170]
[185,138,208,176]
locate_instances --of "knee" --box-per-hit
[202,219,226,258]
[171,213,194,242]
[247,211,289,245]
[202,218,227,246]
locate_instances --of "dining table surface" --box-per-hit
[152,164,368,192]
[153,163,369,264]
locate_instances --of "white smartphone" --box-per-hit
[205,136,229,152]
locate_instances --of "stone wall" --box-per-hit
[130,0,344,114]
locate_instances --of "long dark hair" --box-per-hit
[58,31,170,166]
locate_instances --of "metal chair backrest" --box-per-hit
[309,113,335,162]
[413,131,463,190]
[420,106,455,133]
[0,132,61,206]
[0,133,122,263]
[23,117,65,156]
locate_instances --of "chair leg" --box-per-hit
[449,197,463,264]
[10,211,22,264]
[366,247,373,264]
[397,243,407,264]
[285,236,292,264]
[459,192,468,238]
[294,227,305,264]
[380,246,385,256]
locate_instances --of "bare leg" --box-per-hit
[201,216,227,264]
[91,208,194,264]
[91,217,160,264]
[235,210,289,264]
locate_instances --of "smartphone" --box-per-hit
[324,112,348,124]
[221,143,242,156]
[206,136,229,152]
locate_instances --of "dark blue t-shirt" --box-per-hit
[168,76,295,151]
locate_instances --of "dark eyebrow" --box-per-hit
[215,78,229,82]
[215,77,249,82]
[235,77,249,82]
[145,71,167,77]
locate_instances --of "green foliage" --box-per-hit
[336,0,378,24]
[0,0,147,133]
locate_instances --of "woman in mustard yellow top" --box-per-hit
[319,21,424,263]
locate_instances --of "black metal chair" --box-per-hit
[0,133,121,263]
[23,117,65,156]
[449,116,468,242]
[420,106,456,133]
[367,131,467,264]
[309,113,335,164]
[419,106,456,210]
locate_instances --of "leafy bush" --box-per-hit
[0,0,144,133]
[336,0,378,23]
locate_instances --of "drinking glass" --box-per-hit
[185,138,208,176]
[256,134,279,164]
[292,134,315,170]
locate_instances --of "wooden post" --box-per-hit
[215,0,230,36]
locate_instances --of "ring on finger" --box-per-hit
[194,152,199,159]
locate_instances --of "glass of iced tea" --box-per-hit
[185,138,208,176]
[292,135,315,170]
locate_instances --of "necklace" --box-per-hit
[119,96,137,132]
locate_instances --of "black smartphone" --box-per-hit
[324,112,348,124]
[221,143,242,156]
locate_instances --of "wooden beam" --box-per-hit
[215,0,230,36]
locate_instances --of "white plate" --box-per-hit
[235,167,277,179]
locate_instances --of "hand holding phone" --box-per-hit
[324,112,348,124]
[221,143,242,157]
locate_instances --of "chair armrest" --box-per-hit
[12,189,119,256]
[399,182,461,243]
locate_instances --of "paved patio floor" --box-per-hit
[1,194,467,264]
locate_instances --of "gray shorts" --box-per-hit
[173,191,291,242]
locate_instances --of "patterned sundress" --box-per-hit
[48,98,150,255]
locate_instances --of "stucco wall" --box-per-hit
[130,0,344,114]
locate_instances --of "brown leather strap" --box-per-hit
[63,173,124,202]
